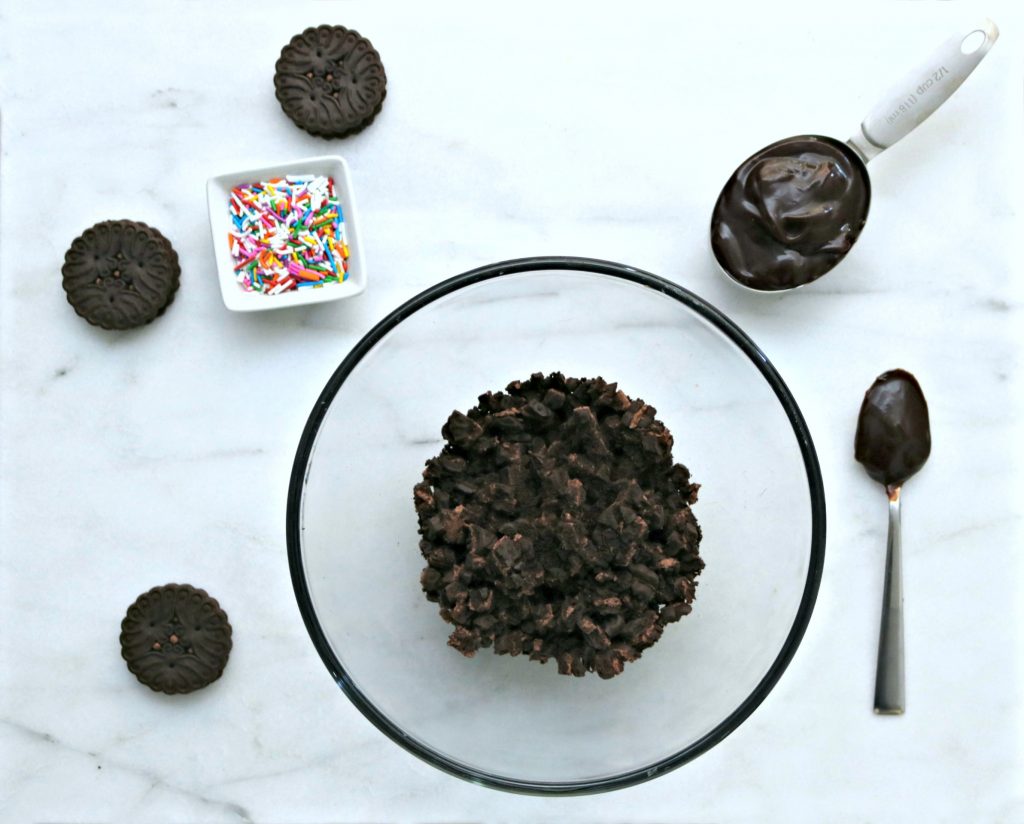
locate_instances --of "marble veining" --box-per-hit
[1,3,1022,823]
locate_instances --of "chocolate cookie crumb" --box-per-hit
[414,373,703,679]
[120,584,232,694]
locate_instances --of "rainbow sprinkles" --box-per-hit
[228,175,349,295]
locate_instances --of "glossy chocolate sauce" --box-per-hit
[711,135,870,291]
[854,369,931,491]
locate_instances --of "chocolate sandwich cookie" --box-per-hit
[120,584,232,695]
[61,220,180,330]
[274,24,387,138]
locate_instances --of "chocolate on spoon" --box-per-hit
[855,369,931,715]
[855,369,932,493]
[711,21,998,292]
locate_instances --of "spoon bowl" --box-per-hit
[711,135,870,292]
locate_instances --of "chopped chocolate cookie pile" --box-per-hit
[414,373,703,679]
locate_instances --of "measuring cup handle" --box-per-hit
[847,20,998,162]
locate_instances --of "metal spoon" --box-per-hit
[854,369,931,714]
[711,20,999,293]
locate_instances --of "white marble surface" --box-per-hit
[1,2,1021,821]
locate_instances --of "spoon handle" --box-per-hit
[848,20,998,162]
[874,489,904,714]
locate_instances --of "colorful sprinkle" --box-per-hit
[227,175,350,295]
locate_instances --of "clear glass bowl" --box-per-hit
[287,257,825,794]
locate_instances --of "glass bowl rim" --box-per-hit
[286,255,827,795]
